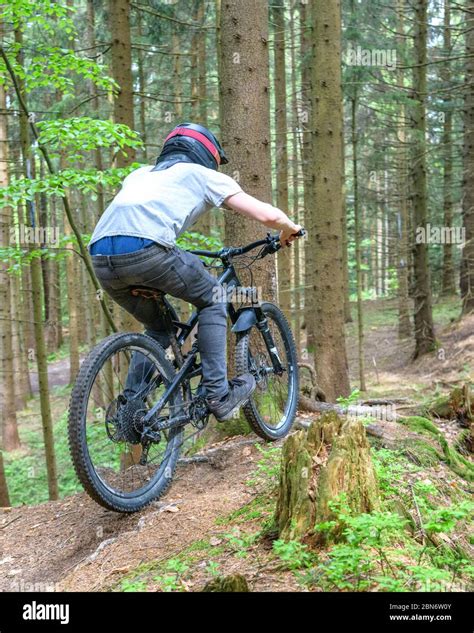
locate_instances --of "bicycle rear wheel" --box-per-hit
[235,302,299,440]
[68,333,183,513]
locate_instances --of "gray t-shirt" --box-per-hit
[89,162,242,248]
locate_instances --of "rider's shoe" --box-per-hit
[206,374,256,422]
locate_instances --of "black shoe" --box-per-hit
[206,374,256,422]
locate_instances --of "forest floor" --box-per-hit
[1,296,473,592]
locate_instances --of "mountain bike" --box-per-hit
[68,230,304,512]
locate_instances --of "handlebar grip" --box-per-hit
[294,228,306,238]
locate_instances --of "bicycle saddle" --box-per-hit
[129,286,164,300]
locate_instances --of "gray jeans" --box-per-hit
[92,243,228,399]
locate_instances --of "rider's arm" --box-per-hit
[223,192,301,245]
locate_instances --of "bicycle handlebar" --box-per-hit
[187,228,306,260]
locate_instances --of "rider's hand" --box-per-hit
[280,224,303,247]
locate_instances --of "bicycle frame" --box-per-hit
[141,255,282,429]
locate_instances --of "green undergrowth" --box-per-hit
[273,448,473,592]
[398,416,474,481]
[4,407,82,506]
[112,435,473,593]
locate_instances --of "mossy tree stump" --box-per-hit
[201,574,249,592]
[274,412,380,543]
[428,384,474,453]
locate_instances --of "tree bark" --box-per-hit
[396,0,411,337]
[0,77,21,452]
[86,0,105,218]
[15,39,58,500]
[299,0,315,350]
[218,0,276,298]
[218,0,275,421]
[309,0,350,399]
[289,3,303,351]
[109,0,136,168]
[0,450,10,508]
[441,0,456,296]
[272,0,292,319]
[109,0,141,333]
[411,0,436,356]
[461,0,474,314]
[351,95,366,391]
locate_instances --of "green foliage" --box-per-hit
[120,579,147,592]
[297,488,473,592]
[4,409,81,506]
[152,558,191,592]
[204,561,221,578]
[336,388,361,407]
[0,1,115,93]
[424,501,473,534]
[37,118,142,156]
[22,47,116,94]
[223,528,258,558]
[0,165,139,208]
[246,443,282,491]
[272,539,315,571]
[176,231,223,261]
[0,0,74,35]
[372,447,418,497]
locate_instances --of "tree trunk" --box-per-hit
[274,412,379,543]
[172,32,183,120]
[289,4,302,352]
[218,0,276,298]
[396,0,412,338]
[299,0,315,350]
[0,78,21,451]
[461,0,474,314]
[351,96,366,392]
[272,0,291,320]
[15,39,58,500]
[198,1,208,125]
[11,273,32,407]
[218,0,275,421]
[441,0,456,295]
[0,450,10,508]
[136,9,147,162]
[109,0,136,168]
[310,0,350,400]
[109,0,141,333]
[411,0,436,356]
[86,0,105,218]
[342,155,353,324]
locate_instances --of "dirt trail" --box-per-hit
[0,437,271,592]
[2,305,472,593]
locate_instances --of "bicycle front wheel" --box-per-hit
[235,302,299,441]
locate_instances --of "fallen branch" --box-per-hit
[298,395,398,421]
[178,437,264,469]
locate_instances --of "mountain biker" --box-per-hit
[89,122,302,421]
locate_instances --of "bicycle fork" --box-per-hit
[254,306,285,376]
